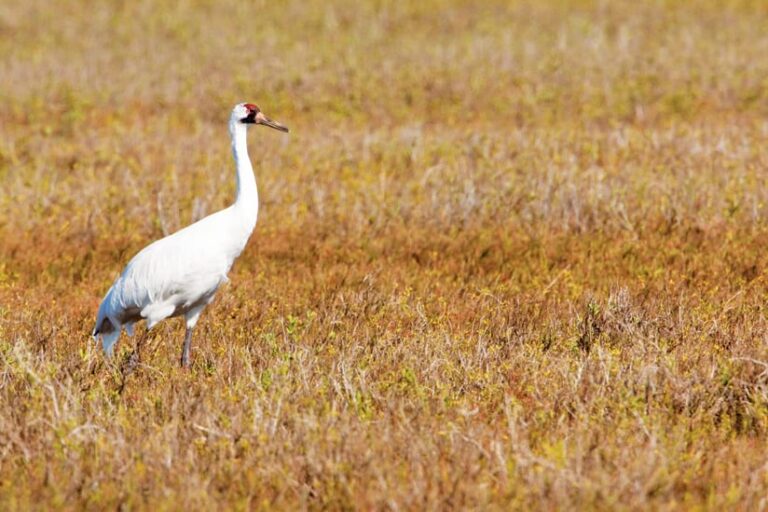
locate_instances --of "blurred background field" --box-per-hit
[1,0,768,509]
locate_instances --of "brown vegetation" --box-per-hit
[2,0,768,509]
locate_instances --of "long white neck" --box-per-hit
[229,120,258,229]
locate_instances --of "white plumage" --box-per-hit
[93,103,288,366]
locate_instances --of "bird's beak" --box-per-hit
[255,111,289,133]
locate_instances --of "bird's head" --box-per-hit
[231,103,289,132]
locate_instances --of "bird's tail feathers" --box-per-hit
[92,317,121,356]
[92,316,120,356]
[101,329,121,357]
[92,316,115,337]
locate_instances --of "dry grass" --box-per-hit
[2,0,768,509]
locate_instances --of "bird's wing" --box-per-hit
[124,233,228,304]
[98,226,230,327]
[93,207,248,337]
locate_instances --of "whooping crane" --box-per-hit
[92,103,288,367]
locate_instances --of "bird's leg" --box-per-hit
[180,327,193,368]
[181,305,206,368]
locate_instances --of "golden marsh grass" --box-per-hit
[2,0,768,509]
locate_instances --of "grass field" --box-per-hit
[2,0,768,509]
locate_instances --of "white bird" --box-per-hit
[93,103,288,367]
